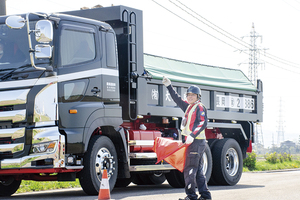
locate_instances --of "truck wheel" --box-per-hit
[115,177,132,187]
[149,173,166,185]
[132,173,165,185]
[0,177,21,196]
[132,174,152,185]
[165,169,185,188]
[211,138,243,185]
[79,135,118,195]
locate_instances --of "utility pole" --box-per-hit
[0,0,6,16]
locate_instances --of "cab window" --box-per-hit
[105,32,117,68]
[60,28,96,66]
[60,79,88,102]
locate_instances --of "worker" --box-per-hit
[162,76,212,200]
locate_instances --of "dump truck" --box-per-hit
[0,5,263,196]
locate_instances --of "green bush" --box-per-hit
[279,153,292,162]
[265,152,278,164]
[265,152,292,164]
[243,152,257,170]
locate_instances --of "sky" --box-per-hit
[5,0,300,148]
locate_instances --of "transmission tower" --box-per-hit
[277,97,285,145]
[255,123,264,148]
[241,23,266,86]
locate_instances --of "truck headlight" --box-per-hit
[31,141,57,154]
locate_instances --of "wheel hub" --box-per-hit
[225,147,239,176]
[95,147,115,181]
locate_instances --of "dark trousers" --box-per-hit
[184,139,211,199]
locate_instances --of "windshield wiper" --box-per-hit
[0,62,53,81]
[0,64,32,81]
[0,68,17,72]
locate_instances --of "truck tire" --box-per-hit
[115,177,132,187]
[79,135,118,195]
[132,174,152,185]
[0,177,21,196]
[149,173,166,185]
[131,173,166,185]
[130,158,166,185]
[165,169,185,188]
[211,138,243,185]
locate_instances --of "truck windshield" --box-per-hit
[0,21,50,71]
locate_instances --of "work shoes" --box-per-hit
[179,197,197,200]
[178,195,212,200]
[198,197,212,200]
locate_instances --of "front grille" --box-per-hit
[0,105,13,112]
[0,121,13,129]
[0,89,29,158]
[0,151,13,159]
[0,127,26,158]
[0,137,12,144]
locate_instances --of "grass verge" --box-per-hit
[16,179,81,194]
[243,160,300,172]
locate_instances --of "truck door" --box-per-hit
[57,22,101,153]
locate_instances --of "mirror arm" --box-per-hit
[26,13,50,71]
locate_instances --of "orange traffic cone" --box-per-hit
[98,169,111,200]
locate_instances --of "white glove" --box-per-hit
[162,76,171,87]
[185,135,194,144]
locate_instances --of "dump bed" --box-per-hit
[138,54,263,123]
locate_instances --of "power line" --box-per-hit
[171,0,300,70]
[170,0,251,49]
[282,0,300,12]
[151,0,246,53]
[262,59,300,74]
[263,52,300,69]
[152,0,300,74]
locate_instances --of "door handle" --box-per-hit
[91,87,100,94]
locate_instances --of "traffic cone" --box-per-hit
[98,169,111,200]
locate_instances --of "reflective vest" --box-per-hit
[181,102,206,139]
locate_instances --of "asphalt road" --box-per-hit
[8,169,300,200]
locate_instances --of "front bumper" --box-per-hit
[0,127,65,169]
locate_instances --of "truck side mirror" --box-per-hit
[35,44,52,59]
[5,15,25,29]
[35,20,53,43]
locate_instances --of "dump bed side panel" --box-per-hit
[139,54,263,123]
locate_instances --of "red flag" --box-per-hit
[153,137,188,172]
